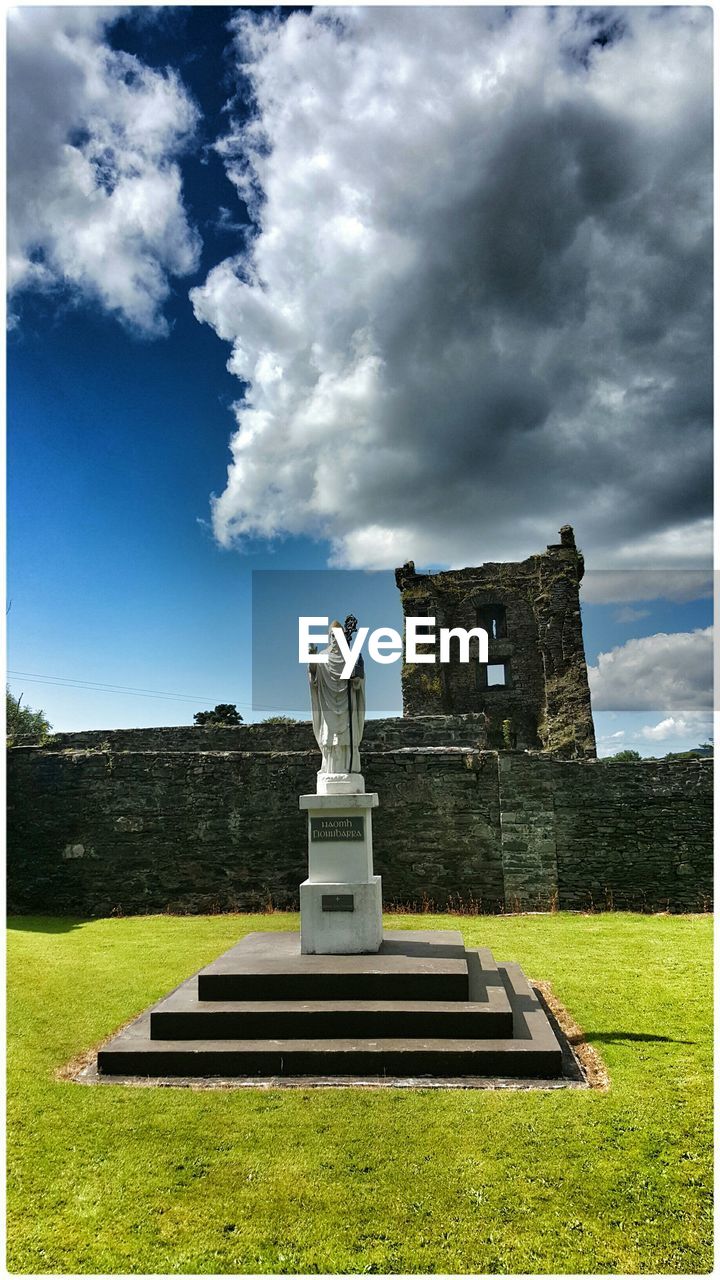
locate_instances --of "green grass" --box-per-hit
[7,911,713,1274]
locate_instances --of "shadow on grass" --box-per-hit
[575,1031,695,1045]
[7,917,87,933]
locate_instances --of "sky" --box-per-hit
[6,5,714,755]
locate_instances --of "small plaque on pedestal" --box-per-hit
[321,893,355,912]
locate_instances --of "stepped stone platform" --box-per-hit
[97,929,563,1081]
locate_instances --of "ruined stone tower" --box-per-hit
[394,525,596,757]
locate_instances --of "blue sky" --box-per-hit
[8,288,331,727]
[7,7,713,755]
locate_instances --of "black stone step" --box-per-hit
[150,992,513,1041]
[98,1029,561,1079]
[96,946,564,1081]
[196,929,470,1002]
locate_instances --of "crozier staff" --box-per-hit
[308,614,366,776]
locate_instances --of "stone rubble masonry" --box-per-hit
[8,735,711,916]
[18,713,490,755]
[498,754,558,911]
[394,525,596,758]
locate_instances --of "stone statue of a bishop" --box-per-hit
[309,614,366,794]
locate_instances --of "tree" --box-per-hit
[262,715,297,724]
[6,688,51,745]
[607,748,642,762]
[193,704,243,726]
[664,741,713,760]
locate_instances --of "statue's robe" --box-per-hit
[309,637,365,775]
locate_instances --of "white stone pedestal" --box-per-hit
[299,876,383,955]
[299,791,382,954]
[316,771,365,796]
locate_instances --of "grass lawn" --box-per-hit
[7,911,713,1275]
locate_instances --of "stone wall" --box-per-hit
[8,744,711,916]
[394,525,596,758]
[551,756,713,911]
[496,753,713,911]
[6,746,504,915]
[20,713,490,754]
[498,754,558,910]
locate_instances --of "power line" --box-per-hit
[6,669,310,714]
[7,670,213,704]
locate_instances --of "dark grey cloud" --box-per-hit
[581,570,712,605]
[191,5,712,569]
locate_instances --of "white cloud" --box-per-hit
[640,713,712,743]
[613,606,650,624]
[8,7,201,335]
[611,519,714,568]
[588,628,713,712]
[192,6,711,568]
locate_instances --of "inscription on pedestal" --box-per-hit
[310,815,365,842]
[321,894,355,912]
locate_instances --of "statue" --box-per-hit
[309,614,366,793]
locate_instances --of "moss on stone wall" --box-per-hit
[396,527,596,757]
